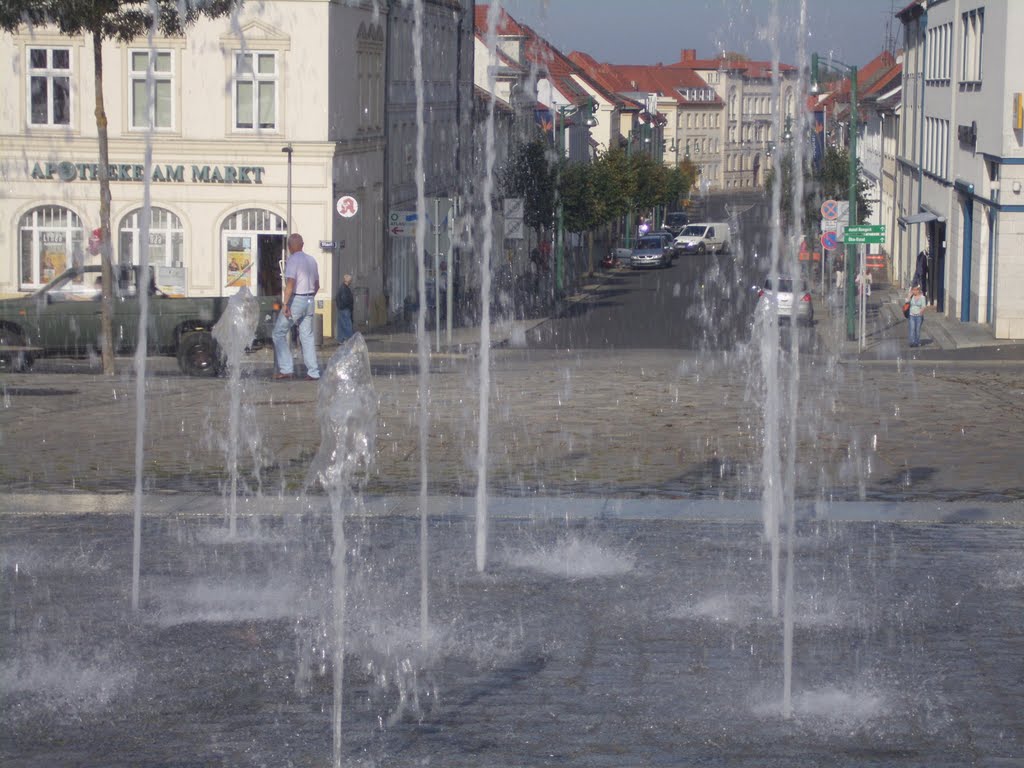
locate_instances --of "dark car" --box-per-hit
[662,211,690,237]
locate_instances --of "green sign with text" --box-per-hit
[31,161,266,185]
[844,233,885,244]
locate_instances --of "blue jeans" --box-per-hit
[908,314,923,346]
[336,308,353,343]
[272,295,320,378]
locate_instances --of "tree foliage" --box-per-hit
[502,134,698,260]
[501,138,557,237]
[1,0,241,374]
[0,1,239,39]
[766,144,873,242]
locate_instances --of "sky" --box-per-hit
[489,0,905,70]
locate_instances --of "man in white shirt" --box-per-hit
[272,233,321,380]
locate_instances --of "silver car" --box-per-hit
[630,234,674,269]
[757,276,814,324]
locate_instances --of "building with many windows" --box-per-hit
[671,50,799,191]
[895,0,1024,339]
[385,0,474,326]
[1,1,417,335]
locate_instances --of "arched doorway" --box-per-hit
[220,208,285,297]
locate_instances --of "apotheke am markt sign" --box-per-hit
[30,160,267,184]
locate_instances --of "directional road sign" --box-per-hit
[388,210,417,237]
[844,233,885,244]
[845,224,885,235]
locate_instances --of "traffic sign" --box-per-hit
[821,231,839,251]
[844,233,885,244]
[388,210,417,237]
[503,198,524,220]
[820,200,849,221]
[845,224,885,235]
[336,195,358,218]
[504,218,525,239]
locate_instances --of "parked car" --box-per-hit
[0,265,279,375]
[661,211,690,237]
[757,276,814,324]
[630,234,674,269]
[673,222,732,255]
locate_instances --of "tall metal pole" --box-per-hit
[555,108,566,296]
[281,144,293,304]
[845,67,858,341]
[625,131,634,250]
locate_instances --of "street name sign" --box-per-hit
[844,233,886,244]
[843,224,885,245]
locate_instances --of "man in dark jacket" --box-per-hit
[334,274,354,342]
[914,251,929,296]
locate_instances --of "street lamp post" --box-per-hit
[812,53,858,341]
[281,144,293,304]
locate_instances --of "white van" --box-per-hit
[673,222,731,255]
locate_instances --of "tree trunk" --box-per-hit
[587,230,594,277]
[94,30,115,375]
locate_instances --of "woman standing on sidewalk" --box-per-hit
[907,283,928,347]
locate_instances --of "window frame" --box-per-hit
[118,207,185,268]
[232,50,279,132]
[18,206,84,290]
[961,8,984,85]
[27,46,72,127]
[128,48,175,131]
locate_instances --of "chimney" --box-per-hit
[680,49,697,63]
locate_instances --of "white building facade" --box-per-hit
[1,1,394,337]
[896,0,1024,339]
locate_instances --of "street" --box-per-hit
[2,185,1023,501]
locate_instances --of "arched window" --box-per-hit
[18,205,83,288]
[118,207,184,268]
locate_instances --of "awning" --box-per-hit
[898,210,946,225]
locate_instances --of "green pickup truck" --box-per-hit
[0,265,279,376]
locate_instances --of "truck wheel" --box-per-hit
[0,327,33,372]
[177,331,221,377]
[697,243,706,255]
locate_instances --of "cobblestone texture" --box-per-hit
[3,341,1023,501]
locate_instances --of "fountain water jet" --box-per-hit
[475,1,503,573]
[131,7,160,612]
[411,0,432,643]
[211,287,259,537]
[310,334,378,768]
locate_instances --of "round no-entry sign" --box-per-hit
[821,199,840,221]
[336,195,358,218]
[821,231,839,251]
